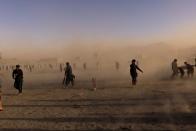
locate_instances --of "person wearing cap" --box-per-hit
[12,65,23,94]
[130,59,143,85]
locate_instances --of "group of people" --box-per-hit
[10,58,196,94]
[11,62,76,94]
[171,58,196,78]
[63,59,144,87]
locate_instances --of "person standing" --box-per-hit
[64,62,75,87]
[194,58,196,67]
[115,61,120,71]
[171,59,178,78]
[12,65,23,94]
[0,72,4,111]
[83,62,87,70]
[130,59,143,86]
[60,63,63,72]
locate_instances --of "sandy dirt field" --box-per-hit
[0,72,196,131]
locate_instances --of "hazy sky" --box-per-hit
[0,0,196,57]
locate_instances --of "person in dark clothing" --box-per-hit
[178,66,185,78]
[12,65,23,94]
[49,64,53,69]
[184,62,194,78]
[60,64,63,72]
[130,59,143,85]
[194,58,196,73]
[171,59,178,78]
[115,61,120,71]
[83,62,87,70]
[64,62,75,87]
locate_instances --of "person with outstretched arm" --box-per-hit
[130,59,143,86]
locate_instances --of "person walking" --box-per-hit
[12,65,23,94]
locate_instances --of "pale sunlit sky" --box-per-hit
[0,0,196,57]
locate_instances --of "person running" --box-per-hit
[12,65,23,94]
[130,59,143,86]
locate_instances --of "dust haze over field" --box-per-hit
[1,0,196,130]
[1,39,196,82]
[1,40,196,130]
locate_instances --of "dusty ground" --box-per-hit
[0,73,196,131]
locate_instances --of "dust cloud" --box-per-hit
[60,40,196,82]
[0,39,196,86]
